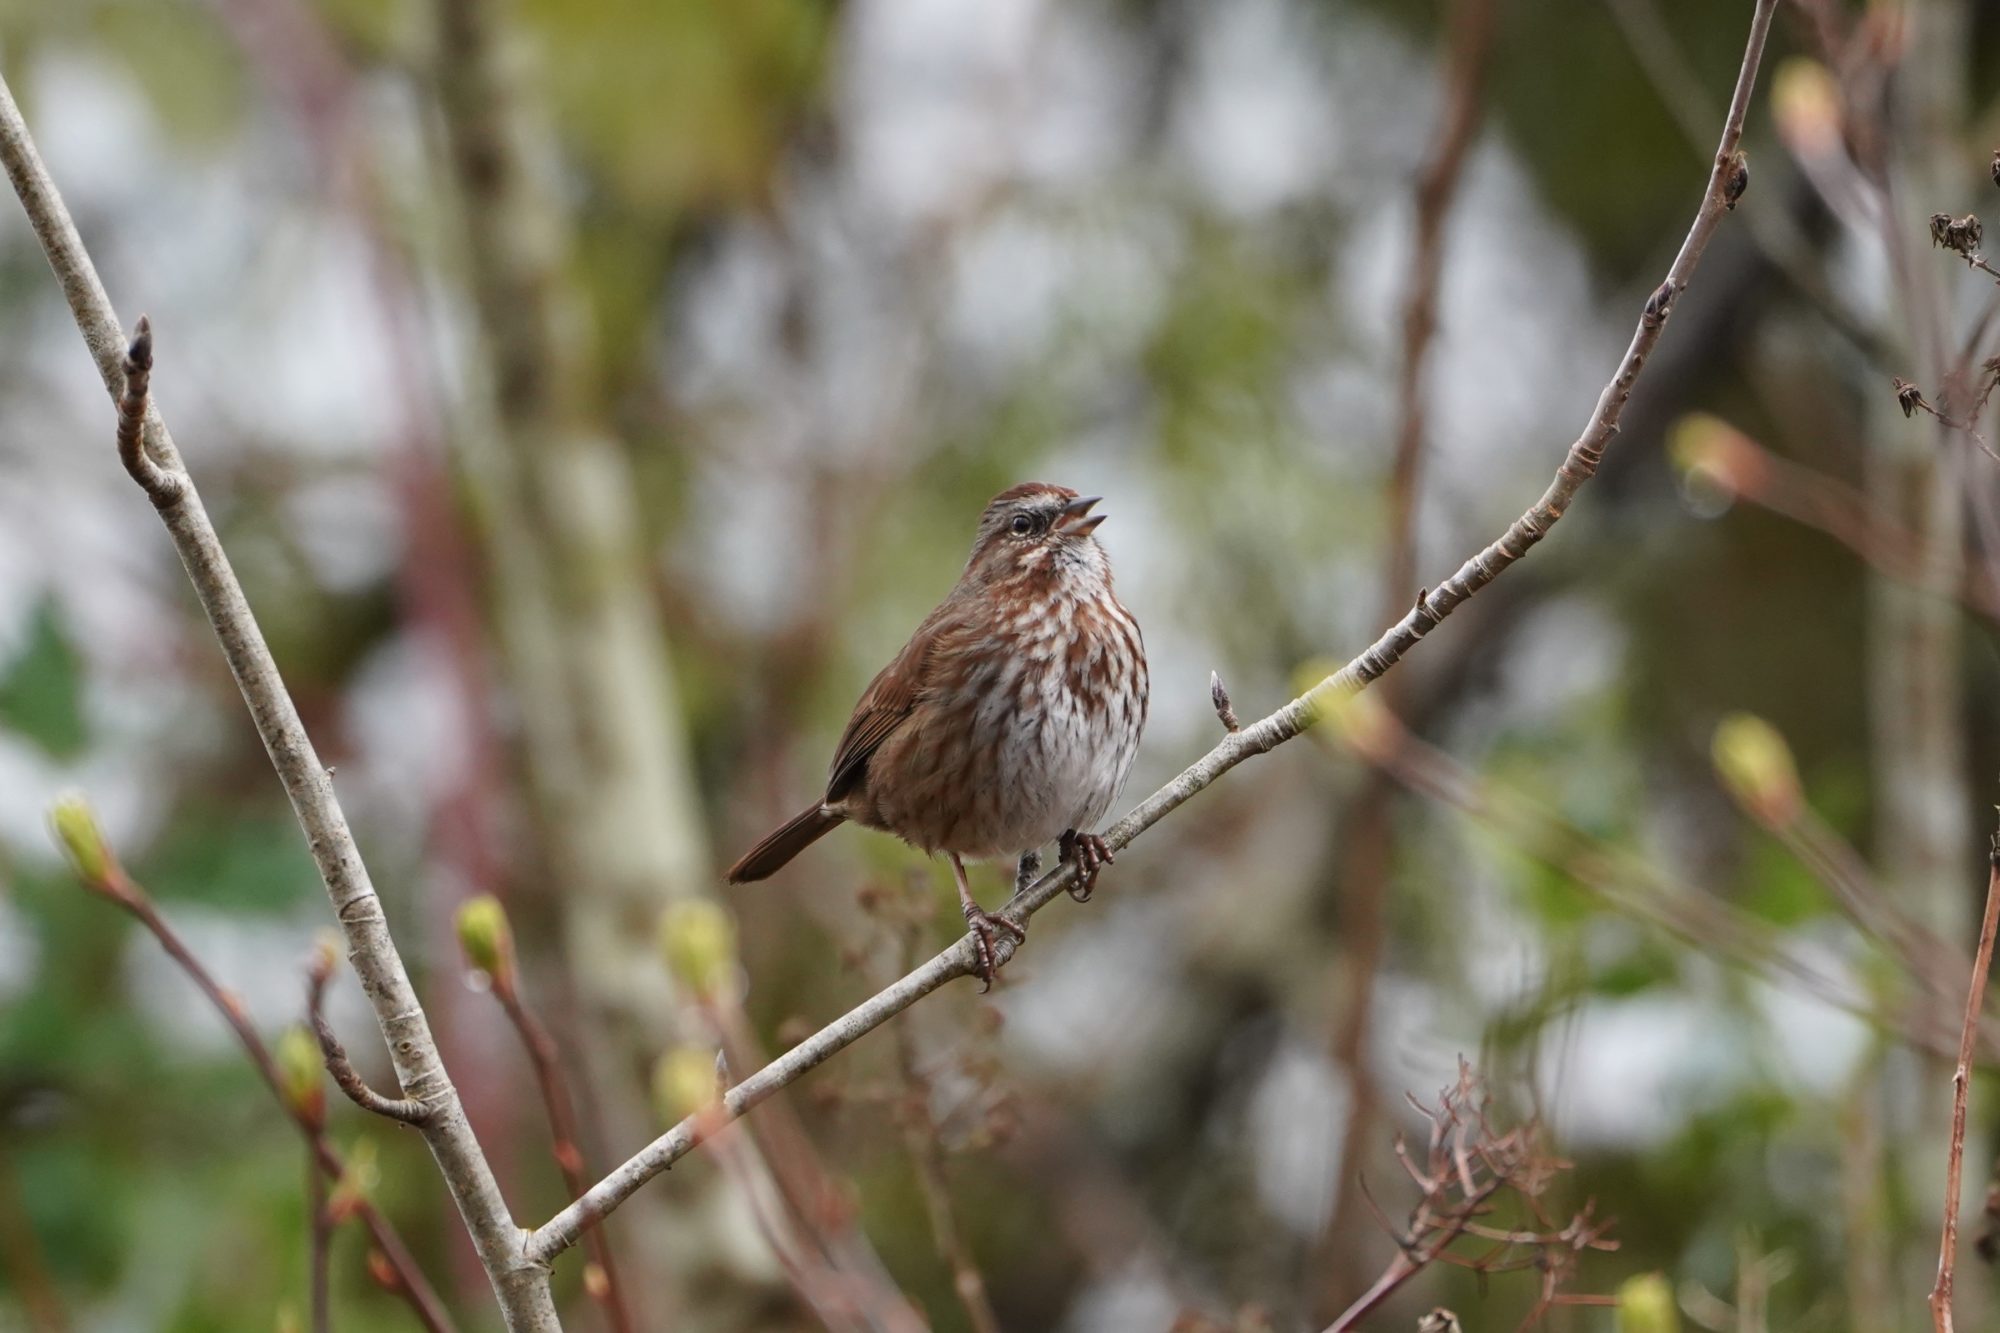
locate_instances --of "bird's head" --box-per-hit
[965,483,1111,585]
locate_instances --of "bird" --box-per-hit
[726,482,1149,987]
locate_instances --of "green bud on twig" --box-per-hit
[48,792,115,889]
[275,1024,327,1127]
[658,900,738,1000]
[329,1138,380,1224]
[652,1046,721,1124]
[1322,686,1395,758]
[1615,1273,1680,1333]
[455,895,516,991]
[1712,713,1802,828]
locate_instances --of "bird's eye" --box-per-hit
[1009,514,1035,536]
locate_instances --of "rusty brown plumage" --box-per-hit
[727,484,1148,986]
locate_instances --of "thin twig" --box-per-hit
[0,75,550,1328]
[0,1146,68,1333]
[489,977,636,1333]
[56,858,456,1333]
[113,315,180,504]
[1381,0,1498,619]
[1930,833,2000,1333]
[1684,425,2000,624]
[525,0,1781,1268]
[889,921,1002,1333]
[1336,696,1983,1059]
[1602,0,1885,362]
[1339,3,1498,1278]
[308,961,431,1126]
[309,1144,332,1333]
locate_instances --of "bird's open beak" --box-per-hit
[1056,494,1106,536]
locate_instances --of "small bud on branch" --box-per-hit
[657,900,739,1001]
[454,895,516,994]
[1615,1272,1679,1333]
[653,1047,722,1125]
[1712,713,1803,828]
[48,792,117,891]
[1722,150,1749,209]
[276,1025,328,1129]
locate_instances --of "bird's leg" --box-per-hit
[1015,849,1041,894]
[953,853,1024,992]
[1058,829,1114,902]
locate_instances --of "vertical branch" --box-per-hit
[1930,835,2000,1333]
[44,808,460,1333]
[1328,0,1497,1308]
[454,898,632,1329]
[0,1147,69,1333]
[309,1149,332,1333]
[0,81,554,1329]
[1380,0,1500,617]
[886,914,1002,1333]
[492,984,637,1333]
[423,2,718,1302]
[892,1023,1003,1333]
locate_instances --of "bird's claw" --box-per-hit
[1059,830,1114,902]
[963,906,1025,992]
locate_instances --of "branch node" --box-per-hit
[313,1012,432,1125]
[115,315,183,507]
[309,966,432,1126]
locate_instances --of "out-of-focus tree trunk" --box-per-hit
[1866,0,1973,1312]
[426,0,715,1315]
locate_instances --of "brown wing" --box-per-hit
[824,611,946,803]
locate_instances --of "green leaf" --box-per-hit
[0,596,89,759]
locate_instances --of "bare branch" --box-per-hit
[1381,0,1498,619]
[1322,1064,1614,1333]
[113,316,180,504]
[43,812,457,1333]
[1929,832,2000,1332]
[0,79,548,1325]
[490,981,637,1333]
[308,1145,332,1333]
[526,0,1781,1266]
[308,959,431,1127]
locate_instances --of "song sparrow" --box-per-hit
[727,483,1149,987]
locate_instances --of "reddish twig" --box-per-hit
[1322,1064,1613,1333]
[1380,0,1499,619]
[309,1143,332,1333]
[487,975,636,1333]
[1331,699,1981,1057]
[1330,9,1498,1300]
[1930,833,2000,1333]
[49,831,456,1333]
[886,915,1002,1333]
[1681,422,2000,624]
[0,1146,68,1333]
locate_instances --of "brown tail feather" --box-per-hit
[726,805,844,883]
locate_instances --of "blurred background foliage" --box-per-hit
[2,0,2000,1329]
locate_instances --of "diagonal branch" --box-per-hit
[1930,832,2000,1333]
[0,76,555,1330]
[525,0,1782,1268]
[45,806,457,1333]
